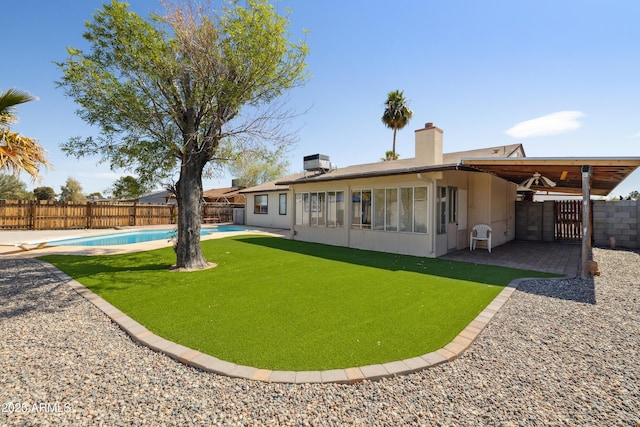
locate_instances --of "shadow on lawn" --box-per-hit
[36,253,173,292]
[235,236,596,303]
[233,236,558,287]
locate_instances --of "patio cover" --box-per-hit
[460,157,640,196]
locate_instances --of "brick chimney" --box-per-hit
[414,122,443,165]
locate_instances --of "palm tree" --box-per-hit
[0,88,51,180]
[380,150,399,161]
[0,88,35,126]
[381,90,413,160]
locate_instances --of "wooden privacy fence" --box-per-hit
[0,200,242,230]
[554,200,583,242]
[0,200,176,230]
[202,203,244,224]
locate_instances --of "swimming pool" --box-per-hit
[46,226,250,246]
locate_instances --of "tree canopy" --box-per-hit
[33,186,57,201]
[108,175,148,200]
[381,150,399,161]
[0,174,32,200]
[59,177,85,202]
[229,148,289,188]
[57,0,308,269]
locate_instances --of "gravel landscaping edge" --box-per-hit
[1,247,638,425]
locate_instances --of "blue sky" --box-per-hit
[4,0,640,197]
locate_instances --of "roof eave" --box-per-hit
[276,164,477,185]
[461,157,640,166]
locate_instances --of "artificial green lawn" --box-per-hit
[39,236,559,370]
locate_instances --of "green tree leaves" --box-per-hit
[382,90,413,159]
[0,174,32,200]
[108,175,148,200]
[59,177,85,202]
[56,0,308,269]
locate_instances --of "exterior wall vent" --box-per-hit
[303,154,331,172]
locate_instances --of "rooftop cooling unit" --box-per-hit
[303,154,331,172]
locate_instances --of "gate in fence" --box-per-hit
[554,200,583,242]
[516,200,587,243]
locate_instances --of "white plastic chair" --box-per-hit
[470,224,492,253]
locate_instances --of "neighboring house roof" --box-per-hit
[138,190,176,204]
[202,187,245,203]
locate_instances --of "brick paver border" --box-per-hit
[37,260,571,384]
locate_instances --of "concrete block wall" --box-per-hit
[515,201,555,242]
[542,201,555,242]
[517,200,640,249]
[592,200,640,249]
[516,201,542,241]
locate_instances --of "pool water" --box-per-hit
[47,226,249,246]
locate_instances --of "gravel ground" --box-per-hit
[1,247,638,426]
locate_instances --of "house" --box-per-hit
[242,123,521,257]
[202,186,245,205]
[239,173,304,229]
[241,122,640,258]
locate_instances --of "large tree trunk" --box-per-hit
[174,154,208,270]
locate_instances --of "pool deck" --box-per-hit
[0,225,286,258]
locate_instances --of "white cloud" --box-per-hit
[632,131,640,138]
[505,111,585,139]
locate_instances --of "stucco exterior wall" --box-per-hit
[349,229,431,257]
[294,226,348,247]
[286,170,517,258]
[290,173,439,258]
[491,176,517,244]
[244,191,291,229]
[465,173,516,249]
[467,173,492,229]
